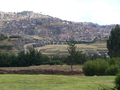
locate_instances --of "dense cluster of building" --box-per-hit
[0,11,115,55]
[0,11,113,42]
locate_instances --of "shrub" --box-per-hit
[82,60,96,76]
[115,74,120,90]
[9,35,21,38]
[46,60,63,65]
[0,33,7,41]
[82,59,109,76]
[0,53,17,67]
[106,58,120,66]
[105,65,119,75]
[0,45,13,50]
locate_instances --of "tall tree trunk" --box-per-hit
[71,65,73,71]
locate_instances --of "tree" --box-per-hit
[66,37,82,70]
[17,49,49,66]
[0,33,7,41]
[115,74,120,90]
[107,25,120,58]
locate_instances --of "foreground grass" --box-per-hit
[0,74,115,90]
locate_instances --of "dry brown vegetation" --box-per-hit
[0,65,84,76]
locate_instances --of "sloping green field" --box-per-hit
[36,40,107,55]
[0,74,115,90]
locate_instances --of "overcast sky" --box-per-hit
[0,0,120,25]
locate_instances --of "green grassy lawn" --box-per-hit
[0,74,115,90]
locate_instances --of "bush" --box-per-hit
[82,60,96,76]
[0,45,13,50]
[106,58,120,66]
[82,59,109,76]
[9,35,21,38]
[105,65,119,75]
[0,33,7,41]
[115,74,120,90]
[46,60,63,65]
[0,53,16,67]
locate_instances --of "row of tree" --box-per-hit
[0,48,107,67]
[0,49,50,67]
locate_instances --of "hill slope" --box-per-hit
[0,11,116,41]
[0,11,116,53]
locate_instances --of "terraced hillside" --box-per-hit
[36,40,108,56]
[0,37,19,54]
[0,11,116,54]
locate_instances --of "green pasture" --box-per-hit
[0,74,115,90]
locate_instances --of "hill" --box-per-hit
[0,11,116,53]
[0,11,116,40]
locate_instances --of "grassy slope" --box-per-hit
[36,40,107,55]
[0,74,115,90]
[0,38,18,54]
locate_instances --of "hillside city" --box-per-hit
[0,11,115,41]
[0,11,117,55]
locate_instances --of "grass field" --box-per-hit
[0,74,115,90]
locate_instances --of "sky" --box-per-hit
[0,0,120,25]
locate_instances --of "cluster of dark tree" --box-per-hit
[0,33,8,41]
[0,49,49,67]
[0,34,21,40]
[0,48,107,67]
[9,35,21,38]
[107,25,120,58]
[115,74,120,90]
[0,45,13,50]
[76,40,96,44]
[82,58,120,76]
